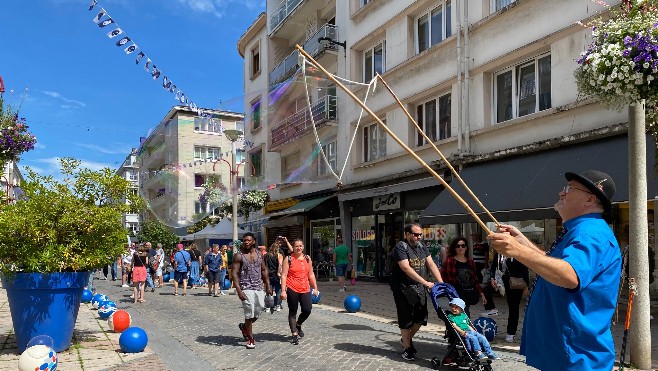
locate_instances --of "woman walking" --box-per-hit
[188,244,202,288]
[281,238,319,345]
[132,244,149,303]
[440,237,486,316]
[264,240,284,312]
[490,251,529,343]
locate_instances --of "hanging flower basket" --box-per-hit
[574,1,658,122]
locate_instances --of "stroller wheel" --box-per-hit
[431,357,441,369]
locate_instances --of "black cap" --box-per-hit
[565,170,616,213]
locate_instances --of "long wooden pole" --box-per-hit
[376,74,500,227]
[295,44,492,234]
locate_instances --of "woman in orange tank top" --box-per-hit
[281,238,319,345]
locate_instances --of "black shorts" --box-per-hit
[206,270,220,283]
[392,286,428,329]
[174,271,188,283]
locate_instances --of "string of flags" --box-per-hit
[88,0,210,120]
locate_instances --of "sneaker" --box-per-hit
[481,309,499,317]
[151,288,155,292]
[246,339,256,349]
[486,352,499,360]
[476,353,488,360]
[238,323,248,340]
[292,335,299,345]
[220,291,226,296]
[296,325,304,338]
[275,305,281,312]
[338,287,345,292]
[401,347,415,361]
[505,334,515,343]
[279,304,284,310]
[400,338,416,354]
[121,284,129,288]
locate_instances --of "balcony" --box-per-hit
[269,0,303,35]
[270,95,337,150]
[269,24,339,85]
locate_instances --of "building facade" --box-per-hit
[0,161,23,205]
[115,148,141,236]
[138,106,246,231]
[240,0,657,289]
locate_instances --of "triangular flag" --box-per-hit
[99,18,115,28]
[115,36,131,47]
[124,44,138,54]
[92,10,106,23]
[89,0,97,11]
[144,58,152,72]
[151,65,161,80]
[135,51,145,65]
[107,28,123,38]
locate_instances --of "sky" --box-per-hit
[0,0,265,177]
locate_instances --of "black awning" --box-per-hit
[420,134,658,224]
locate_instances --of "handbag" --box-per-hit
[402,283,425,306]
[509,277,527,290]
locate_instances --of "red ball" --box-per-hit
[108,310,132,333]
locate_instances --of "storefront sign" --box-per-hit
[352,229,375,240]
[373,193,400,211]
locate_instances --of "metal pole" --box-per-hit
[231,139,239,252]
[628,99,651,369]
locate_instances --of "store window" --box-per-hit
[352,215,376,276]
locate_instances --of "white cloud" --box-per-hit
[76,143,133,155]
[40,90,86,108]
[23,157,114,178]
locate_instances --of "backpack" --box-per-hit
[287,254,310,265]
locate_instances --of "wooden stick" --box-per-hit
[375,74,500,227]
[295,44,492,234]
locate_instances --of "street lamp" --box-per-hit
[223,129,243,249]
[318,36,346,50]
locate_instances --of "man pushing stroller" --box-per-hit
[447,298,498,361]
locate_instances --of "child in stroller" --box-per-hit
[429,283,495,371]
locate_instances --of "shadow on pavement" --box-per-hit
[332,323,378,332]
[195,334,245,347]
[334,342,434,368]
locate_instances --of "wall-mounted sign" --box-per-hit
[373,193,400,211]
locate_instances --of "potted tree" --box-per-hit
[0,158,142,352]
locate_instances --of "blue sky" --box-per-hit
[0,0,264,176]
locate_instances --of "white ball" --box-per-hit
[18,344,58,371]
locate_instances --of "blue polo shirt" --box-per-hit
[521,213,621,370]
[173,250,191,273]
[204,252,222,272]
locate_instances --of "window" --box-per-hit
[318,141,337,176]
[494,54,551,123]
[363,121,386,162]
[417,1,452,53]
[360,0,370,7]
[492,0,515,12]
[194,146,221,161]
[363,41,385,82]
[194,117,223,133]
[251,43,261,77]
[194,201,203,214]
[249,148,263,178]
[250,98,261,130]
[417,94,451,146]
[194,174,205,188]
[282,152,300,181]
[236,149,245,163]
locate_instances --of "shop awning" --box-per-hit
[267,195,333,218]
[420,134,658,224]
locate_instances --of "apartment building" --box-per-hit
[116,148,141,236]
[240,0,658,283]
[0,161,23,205]
[138,106,246,230]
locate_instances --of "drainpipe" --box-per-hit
[456,0,463,154]
[463,0,471,153]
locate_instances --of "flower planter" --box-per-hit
[2,271,89,352]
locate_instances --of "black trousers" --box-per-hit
[286,288,312,333]
[504,280,525,335]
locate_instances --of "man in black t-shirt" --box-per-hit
[390,224,443,362]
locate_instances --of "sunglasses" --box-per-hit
[456,243,467,248]
[409,232,422,237]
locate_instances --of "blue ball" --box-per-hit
[119,327,148,353]
[91,294,109,310]
[81,289,93,303]
[311,291,321,304]
[98,306,117,319]
[343,295,361,313]
[100,301,117,310]
[473,317,498,341]
[163,273,170,282]
[221,278,231,290]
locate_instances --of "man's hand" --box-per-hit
[488,229,525,258]
[423,281,434,290]
[237,290,246,301]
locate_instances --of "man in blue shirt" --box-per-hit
[173,243,191,296]
[488,170,621,370]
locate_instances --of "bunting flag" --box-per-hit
[89,1,213,120]
[107,28,123,38]
[98,18,115,28]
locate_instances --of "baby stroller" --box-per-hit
[429,283,493,371]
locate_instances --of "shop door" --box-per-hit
[375,213,404,281]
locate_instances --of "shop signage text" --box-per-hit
[373,193,400,211]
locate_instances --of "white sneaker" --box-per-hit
[121,284,129,288]
[505,334,515,343]
[274,306,281,312]
[220,291,226,296]
[338,287,345,292]
[482,309,499,317]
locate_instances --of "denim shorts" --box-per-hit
[335,263,349,277]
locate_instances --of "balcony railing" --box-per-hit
[271,95,337,149]
[270,0,303,34]
[269,24,339,85]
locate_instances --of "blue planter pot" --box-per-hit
[2,271,89,353]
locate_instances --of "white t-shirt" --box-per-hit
[156,248,165,268]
